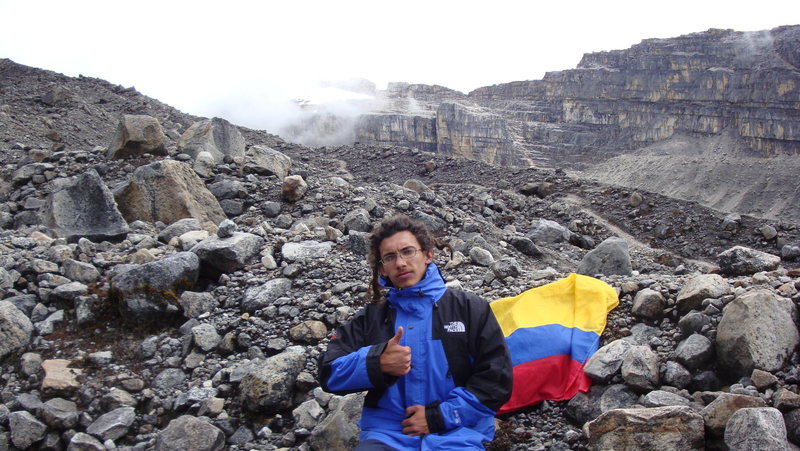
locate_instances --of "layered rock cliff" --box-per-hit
[354,25,800,222]
[471,26,800,160]
[354,83,519,165]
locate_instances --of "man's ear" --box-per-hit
[378,264,387,277]
[424,249,434,264]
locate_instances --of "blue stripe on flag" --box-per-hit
[505,324,600,366]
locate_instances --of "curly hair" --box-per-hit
[366,214,452,302]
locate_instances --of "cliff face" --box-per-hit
[353,84,519,165]
[470,26,800,162]
[355,113,438,152]
[353,25,800,222]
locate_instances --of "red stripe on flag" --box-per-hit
[497,354,591,415]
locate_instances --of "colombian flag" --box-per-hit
[491,273,619,414]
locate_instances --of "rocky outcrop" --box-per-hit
[436,102,514,164]
[584,406,705,450]
[355,102,517,165]
[113,159,226,231]
[355,114,437,152]
[471,26,800,158]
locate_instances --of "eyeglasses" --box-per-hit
[379,246,422,265]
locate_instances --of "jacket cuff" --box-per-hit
[425,401,445,433]
[366,343,397,388]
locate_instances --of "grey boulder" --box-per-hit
[577,237,632,276]
[39,169,129,243]
[109,252,199,323]
[155,415,225,451]
[0,301,34,360]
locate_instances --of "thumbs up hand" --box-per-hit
[380,327,411,376]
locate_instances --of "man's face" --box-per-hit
[378,231,433,289]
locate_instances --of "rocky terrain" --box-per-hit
[0,53,799,451]
[352,25,800,224]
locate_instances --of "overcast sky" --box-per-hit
[1,0,798,134]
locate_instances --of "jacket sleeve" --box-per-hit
[426,296,513,432]
[318,307,398,395]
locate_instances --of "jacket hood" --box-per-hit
[381,262,447,314]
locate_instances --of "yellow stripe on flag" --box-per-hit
[491,273,619,336]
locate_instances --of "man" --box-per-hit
[319,214,513,450]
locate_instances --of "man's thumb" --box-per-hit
[388,326,404,346]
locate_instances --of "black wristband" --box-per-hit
[425,400,445,433]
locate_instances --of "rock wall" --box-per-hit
[435,102,514,164]
[470,26,800,160]
[354,102,517,165]
[354,113,437,152]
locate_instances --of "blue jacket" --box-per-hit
[319,263,513,450]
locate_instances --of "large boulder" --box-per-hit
[0,301,34,361]
[106,114,168,159]
[67,432,105,450]
[157,217,202,243]
[39,169,129,243]
[724,407,791,450]
[177,117,245,163]
[576,237,632,276]
[308,392,365,451]
[242,145,292,178]
[341,208,372,233]
[282,175,308,202]
[620,345,660,392]
[702,393,767,436]
[190,232,265,276]
[584,406,704,450]
[526,219,570,244]
[281,240,333,262]
[674,333,714,371]
[41,398,79,429]
[241,278,293,313]
[716,289,799,377]
[85,406,135,441]
[41,359,83,396]
[239,349,307,413]
[584,339,633,383]
[154,415,225,451]
[676,274,732,314]
[114,160,226,232]
[717,246,781,275]
[293,399,325,430]
[8,410,47,449]
[109,252,199,324]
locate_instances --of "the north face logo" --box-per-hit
[444,321,466,333]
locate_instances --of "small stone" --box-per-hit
[9,410,47,448]
[751,369,778,391]
[41,359,83,396]
[42,397,79,429]
[19,352,43,377]
[86,407,135,441]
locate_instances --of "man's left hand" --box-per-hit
[401,405,429,436]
